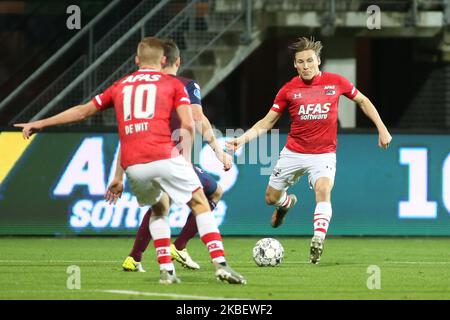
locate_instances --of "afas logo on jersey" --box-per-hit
[298,103,331,120]
[122,74,162,83]
[298,103,331,115]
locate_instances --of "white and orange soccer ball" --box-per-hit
[252,238,284,267]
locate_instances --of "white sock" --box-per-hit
[149,215,174,271]
[313,202,332,240]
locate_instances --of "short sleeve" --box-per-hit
[173,79,191,108]
[91,85,114,111]
[339,75,359,99]
[186,80,202,106]
[271,86,288,113]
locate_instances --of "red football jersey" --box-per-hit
[92,68,191,168]
[271,71,358,154]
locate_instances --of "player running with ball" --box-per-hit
[226,36,392,264]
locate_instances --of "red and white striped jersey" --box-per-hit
[271,71,358,154]
[92,68,191,169]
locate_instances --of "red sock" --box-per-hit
[129,208,152,262]
[154,238,172,269]
[150,216,174,271]
[174,212,198,250]
[201,232,225,263]
[196,212,226,264]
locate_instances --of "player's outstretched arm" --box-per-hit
[191,104,232,171]
[352,92,392,149]
[202,114,232,171]
[14,101,99,139]
[105,146,124,205]
[176,104,195,162]
[226,110,281,153]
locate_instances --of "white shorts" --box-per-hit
[125,155,202,206]
[268,147,336,191]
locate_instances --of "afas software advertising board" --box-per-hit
[0,131,449,236]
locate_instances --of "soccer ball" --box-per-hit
[252,238,284,267]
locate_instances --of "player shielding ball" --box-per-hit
[15,37,246,285]
[106,39,231,273]
[226,36,392,264]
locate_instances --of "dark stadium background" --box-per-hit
[0,0,450,235]
[1,0,448,131]
[0,0,450,303]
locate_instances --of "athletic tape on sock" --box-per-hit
[274,192,287,207]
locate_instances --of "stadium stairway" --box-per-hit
[179,4,264,96]
[0,0,166,125]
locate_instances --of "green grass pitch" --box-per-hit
[0,237,449,300]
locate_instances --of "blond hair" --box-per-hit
[137,37,164,65]
[288,36,323,58]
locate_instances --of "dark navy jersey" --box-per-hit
[169,74,203,138]
[171,75,202,106]
[193,166,218,196]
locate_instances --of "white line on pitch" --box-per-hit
[98,289,246,300]
[382,261,450,265]
[1,260,450,265]
[0,260,121,263]
[237,261,450,265]
[248,261,450,264]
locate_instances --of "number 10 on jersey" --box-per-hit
[122,84,155,135]
[123,84,156,121]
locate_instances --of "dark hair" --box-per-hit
[288,36,323,58]
[161,38,180,66]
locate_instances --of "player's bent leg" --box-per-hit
[149,193,180,284]
[314,177,333,203]
[170,242,200,270]
[210,184,223,205]
[187,190,246,284]
[172,184,223,270]
[173,212,198,252]
[171,212,200,270]
[266,186,298,228]
[265,186,283,205]
[188,188,211,216]
[122,208,152,272]
[309,236,324,265]
[122,256,146,272]
[173,169,221,252]
[310,177,334,264]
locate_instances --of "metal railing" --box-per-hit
[28,0,172,122]
[89,0,251,125]
[15,0,253,126]
[14,0,444,126]
[10,0,166,124]
[0,0,122,117]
